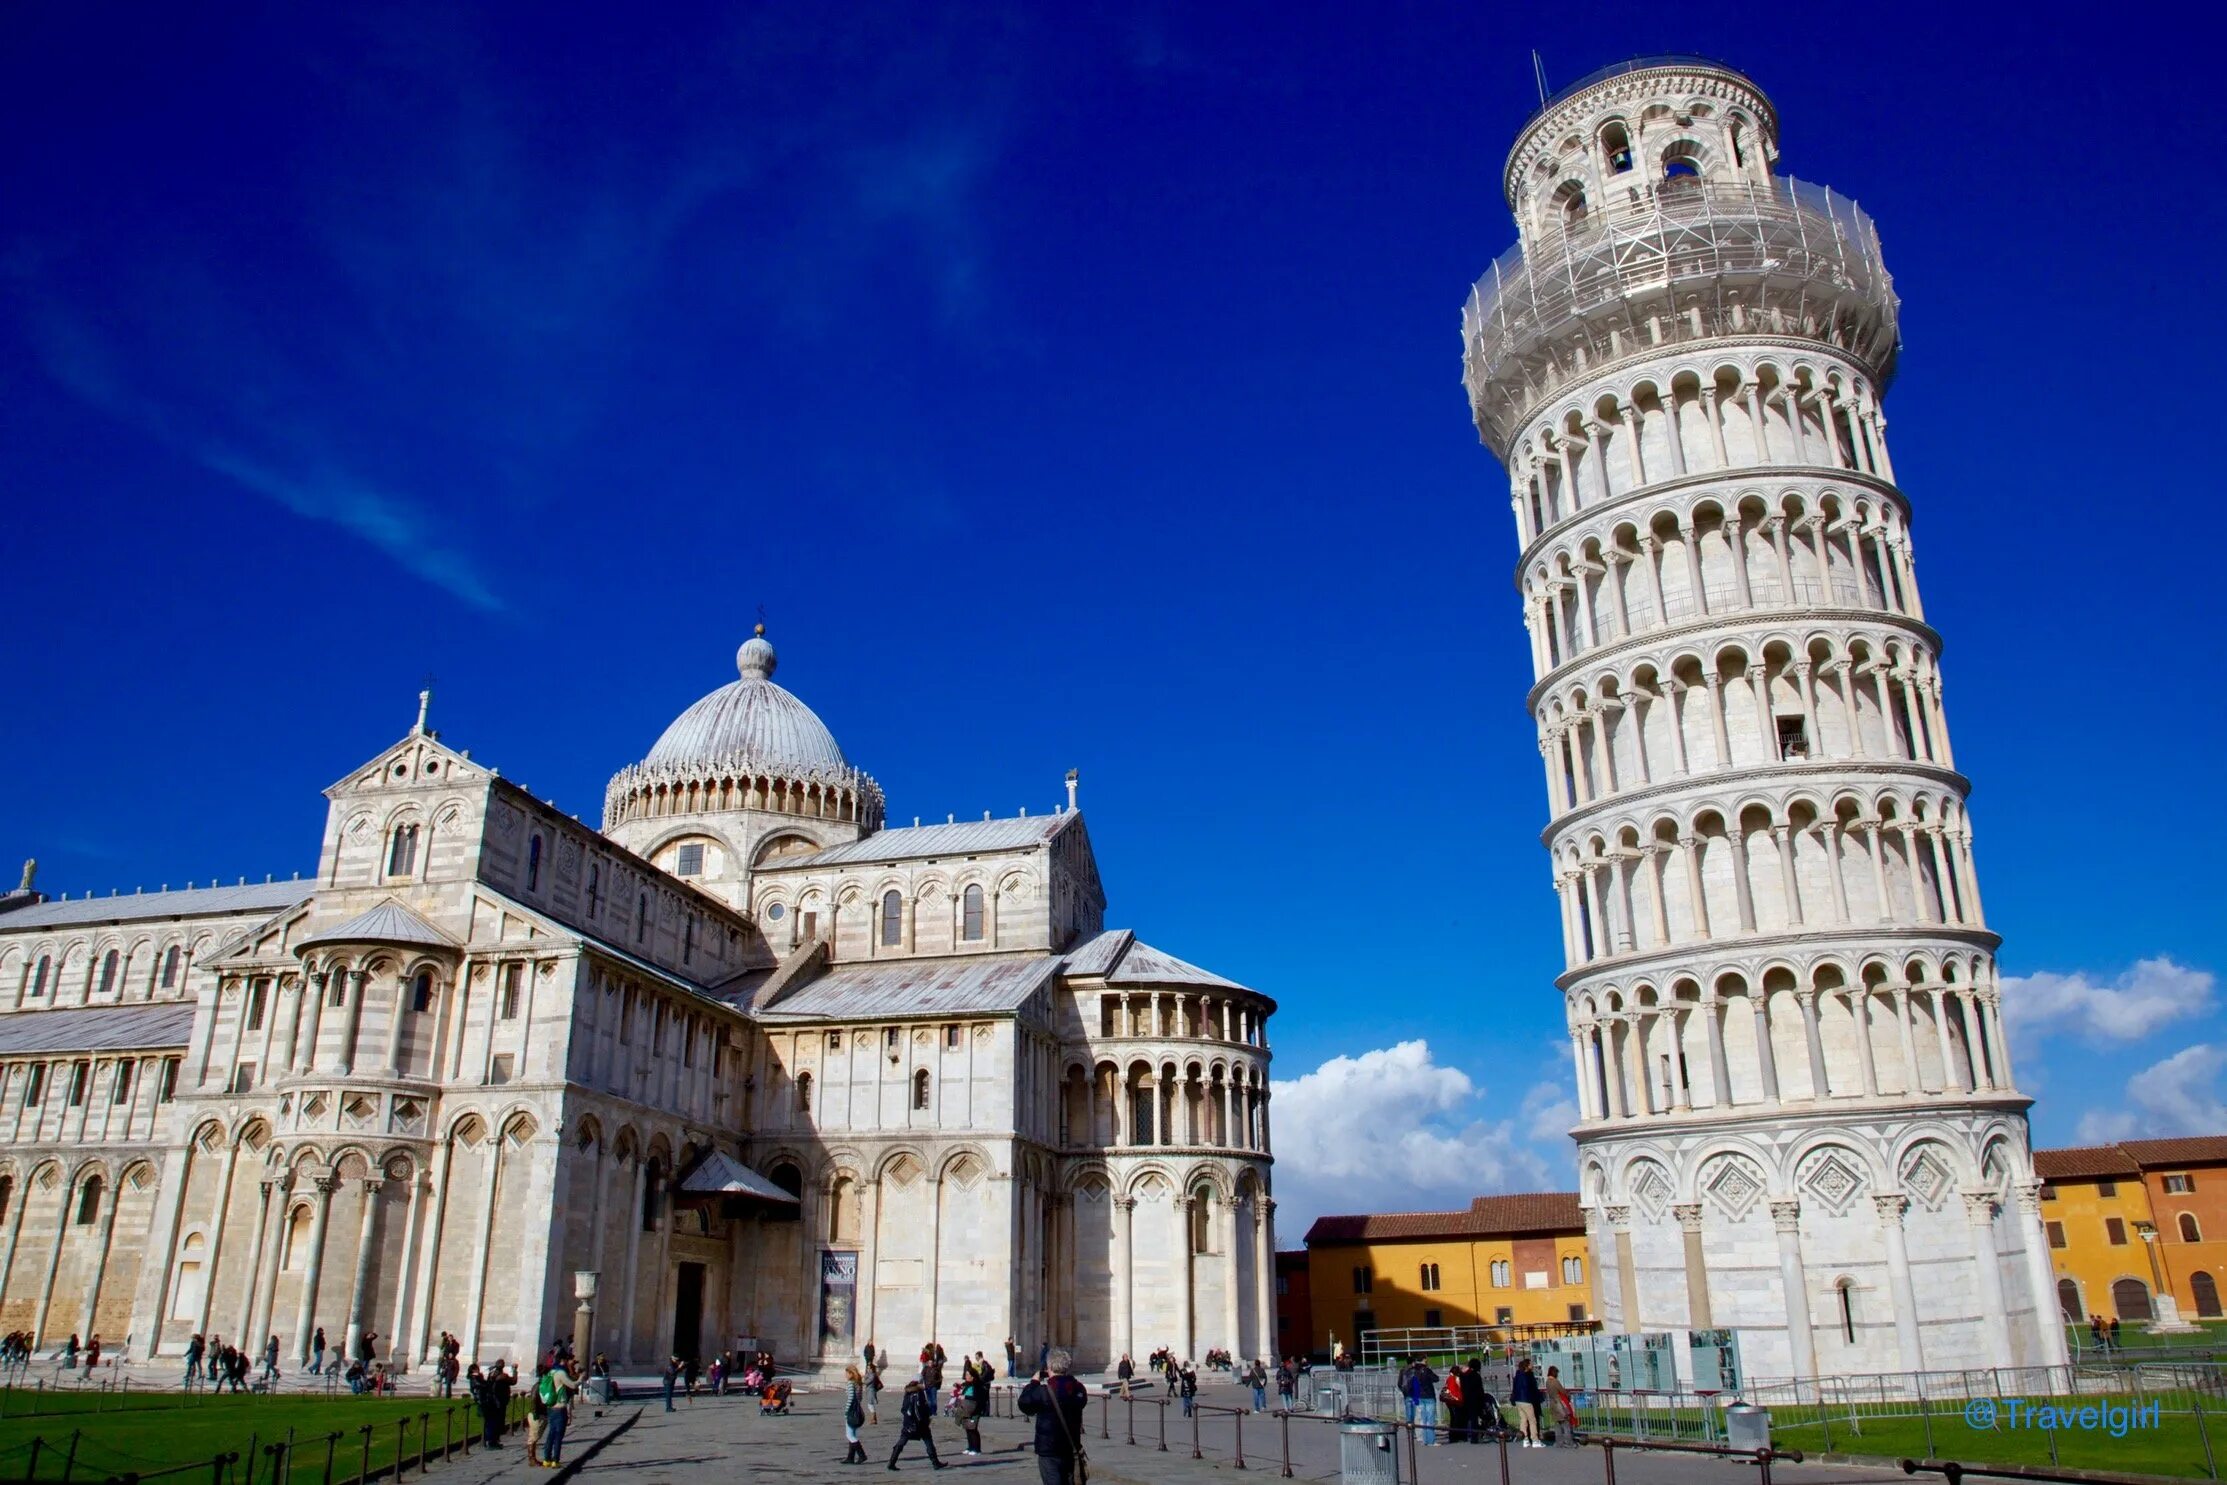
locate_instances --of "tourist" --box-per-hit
[1005,1337,1019,1378]
[1441,1364,1465,1442]
[478,1360,514,1448]
[1509,1358,1543,1447]
[261,1334,281,1382]
[525,1365,550,1468]
[310,1328,326,1374]
[1400,1358,1439,1445]
[84,1334,101,1377]
[842,1362,869,1465]
[1018,1348,1090,1485]
[63,1333,80,1371]
[542,1358,581,1468]
[1116,1353,1133,1399]
[663,1354,681,1412]
[1178,1362,1198,1417]
[1247,1358,1268,1413]
[886,1377,947,1470]
[1276,1358,1296,1410]
[184,1333,206,1384]
[952,1357,986,1456]
[866,1347,885,1423]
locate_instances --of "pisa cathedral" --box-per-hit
[0,628,1275,1372]
[1463,57,2066,1378]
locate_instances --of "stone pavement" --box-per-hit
[537,1379,1915,1485]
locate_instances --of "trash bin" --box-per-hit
[1317,1378,1349,1418]
[1340,1421,1400,1485]
[1724,1402,1771,1452]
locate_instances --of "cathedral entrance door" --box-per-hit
[674,1263,706,1363]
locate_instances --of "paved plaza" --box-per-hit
[509,1379,1912,1485]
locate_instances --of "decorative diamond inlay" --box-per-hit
[1702,1157,1764,1219]
[1800,1151,1866,1214]
[1904,1149,1953,1210]
[1629,1161,1674,1218]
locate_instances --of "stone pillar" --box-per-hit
[858,1178,881,1356]
[1674,1204,1712,1327]
[1221,1197,1241,1357]
[410,1143,454,1363]
[30,1180,72,1344]
[1113,1196,1136,1361]
[1705,1000,1732,1107]
[1799,992,1830,1098]
[1175,1195,1196,1360]
[337,971,368,1075]
[1962,1191,2016,1369]
[194,1144,241,1338]
[1255,1198,1277,1361]
[1753,996,1781,1104]
[2016,1183,2072,1368]
[386,1171,426,1366]
[1607,1205,1641,1333]
[292,1177,339,1365]
[232,1176,276,1342]
[617,1157,645,1360]
[1772,1199,1817,1379]
[1873,1194,1925,1373]
[342,1178,385,1362]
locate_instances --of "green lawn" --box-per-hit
[1772,1406,2224,1478]
[2066,1323,2227,1356]
[0,1392,520,1483]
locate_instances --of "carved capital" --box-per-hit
[2014,1181,2045,1217]
[1769,1198,1802,1233]
[1601,1204,1631,1227]
[1872,1192,1910,1223]
[1961,1190,2000,1224]
[1672,1202,1705,1233]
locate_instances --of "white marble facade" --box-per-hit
[1462,58,2067,1379]
[0,630,1274,1373]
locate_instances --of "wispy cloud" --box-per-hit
[1269,1040,1561,1235]
[2001,957,2214,1049]
[2076,1044,2227,1144]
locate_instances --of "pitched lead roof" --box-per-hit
[297,899,458,952]
[0,880,311,931]
[750,954,1061,1020]
[0,1002,197,1056]
[775,812,1074,869]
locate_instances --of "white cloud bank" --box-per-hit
[1269,1041,1566,1237]
[2000,957,2214,1047]
[2076,1044,2227,1145]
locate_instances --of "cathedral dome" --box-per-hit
[604,626,884,834]
[641,628,849,773]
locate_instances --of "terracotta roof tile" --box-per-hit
[2034,1146,2143,1180]
[2117,1136,2227,1167]
[1304,1191,1583,1245]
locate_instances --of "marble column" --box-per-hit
[1255,1199,1277,1361]
[1874,1194,1925,1373]
[1674,1204,1712,1327]
[1963,1191,2016,1370]
[2015,1182,2072,1368]
[1772,1199,1817,1379]
[292,1177,339,1365]
[1114,1196,1136,1361]
[75,1173,125,1342]
[1608,1206,1641,1333]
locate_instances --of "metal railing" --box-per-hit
[1462,176,1900,451]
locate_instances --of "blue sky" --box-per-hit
[4,2,2221,1230]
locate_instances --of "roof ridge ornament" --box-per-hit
[737,624,778,682]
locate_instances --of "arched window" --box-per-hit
[410,971,434,1013]
[912,1069,930,1110]
[29,956,49,998]
[880,891,903,947]
[962,885,985,941]
[1554,182,1589,234]
[2113,1277,2154,1321]
[284,1205,314,1269]
[1663,147,1703,181]
[767,1162,804,1223]
[387,823,419,877]
[2194,1272,2223,1319]
[1836,1280,1857,1343]
[1191,1187,1214,1253]
[160,945,180,988]
[1562,1255,1585,1284]
[640,1159,664,1230]
[2181,1212,2204,1243]
[526,835,543,892]
[797,1071,813,1111]
[829,1175,860,1243]
[2057,1277,2085,1322]
[172,1233,208,1319]
[96,950,118,996]
[75,1174,103,1225]
[1729,117,1747,169]
[1601,120,1633,174]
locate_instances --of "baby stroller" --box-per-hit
[1475,1394,1511,1441]
[759,1378,794,1415]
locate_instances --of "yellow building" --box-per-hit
[2038,1139,2227,1328]
[1301,1192,1592,1356]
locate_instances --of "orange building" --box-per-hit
[1301,1193,1591,1357]
[2036,1137,2227,1326]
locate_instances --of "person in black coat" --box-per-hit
[477,1360,514,1447]
[887,1378,947,1470]
[1017,1350,1090,1485]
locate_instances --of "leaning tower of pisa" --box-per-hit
[1461,58,2068,1379]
